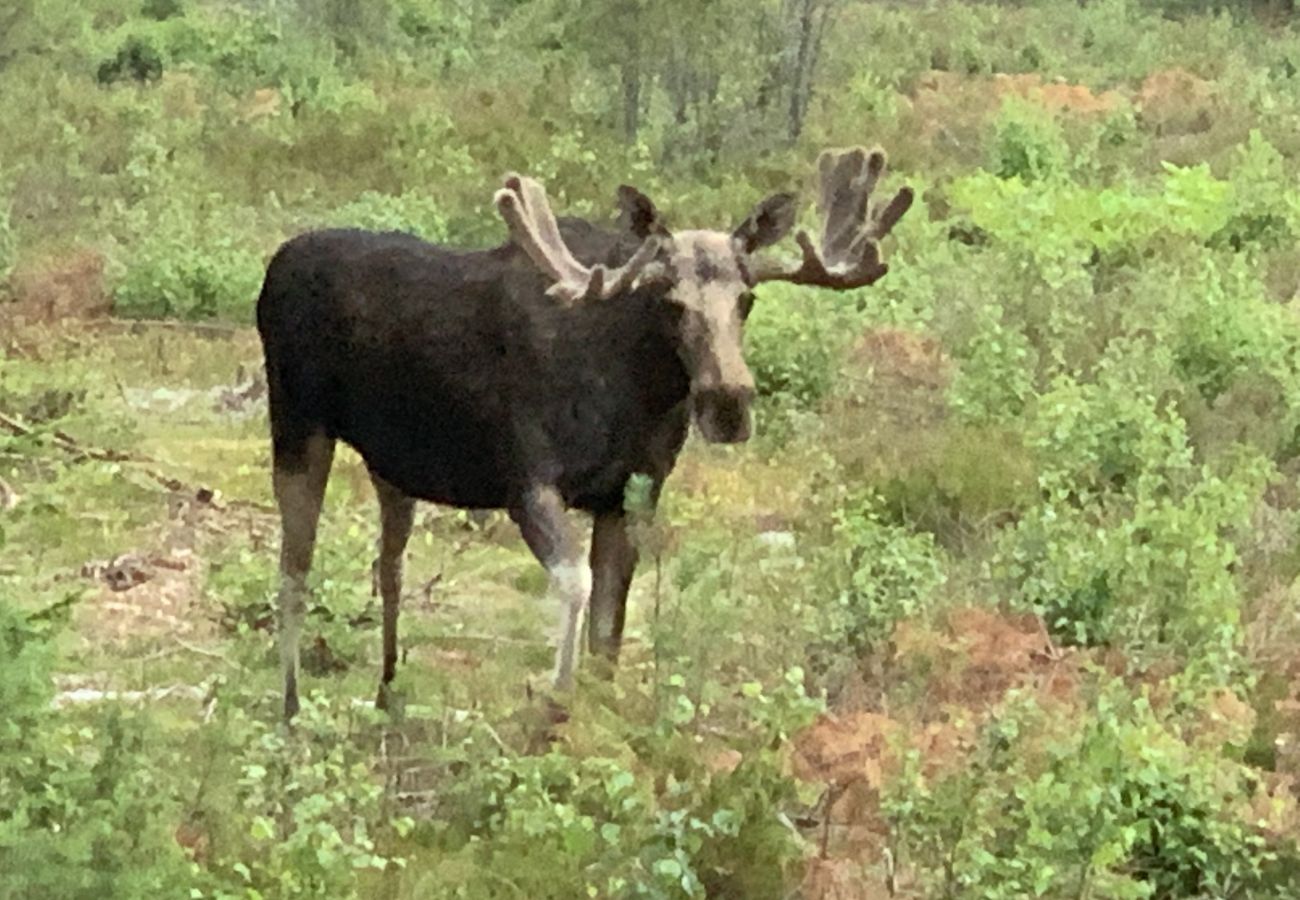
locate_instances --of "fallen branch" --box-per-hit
[432,633,548,648]
[174,637,237,667]
[51,684,208,708]
[133,638,238,669]
[0,474,18,510]
[0,409,133,464]
[0,408,274,514]
[84,317,248,336]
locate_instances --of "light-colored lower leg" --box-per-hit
[372,476,415,707]
[273,434,333,720]
[510,484,588,691]
[551,560,593,690]
[278,575,308,717]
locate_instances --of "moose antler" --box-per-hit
[495,174,662,304]
[752,147,913,289]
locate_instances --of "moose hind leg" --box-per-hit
[510,485,589,690]
[273,432,335,720]
[371,474,416,710]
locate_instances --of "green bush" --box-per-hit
[110,198,268,321]
[885,684,1300,898]
[948,301,1038,425]
[325,190,451,242]
[824,491,947,654]
[745,282,856,433]
[207,518,378,676]
[996,358,1269,656]
[97,32,165,85]
[196,695,409,899]
[991,97,1071,183]
[1209,131,1297,253]
[424,668,820,900]
[0,600,194,899]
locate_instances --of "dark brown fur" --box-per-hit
[258,197,794,715]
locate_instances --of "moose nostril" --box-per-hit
[698,385,752,412]
[715,387,752,424]
[692,385,754,443]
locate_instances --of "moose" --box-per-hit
[256,147,912,718]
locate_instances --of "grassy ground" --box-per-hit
[14,1,1300,895]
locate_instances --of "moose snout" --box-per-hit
[693,383,755,444]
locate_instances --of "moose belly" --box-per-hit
[331,396,515,509]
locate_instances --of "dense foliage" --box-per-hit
[10,0,1300,896]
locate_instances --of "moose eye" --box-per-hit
[661,295,688,324]
[738,291,756,320]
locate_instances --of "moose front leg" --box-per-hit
[588,512,637,662]
[510,485,590,690]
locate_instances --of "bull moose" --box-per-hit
[255,147,912,718]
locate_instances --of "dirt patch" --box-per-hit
[992,72,1124,116]
[6,247,110,325]
[892,605,1071,714]
[794,711,902,790]
[830,327,952,466]
[159,71,204,120]
[850,327,951,390]
[409,645,483,673]
[71,490,274,653]
[75,547,215,645]
[794,607,1086,896]
[906,70,1124,147]
[238,87,282,124]
[802,856,895,900]
[1136,67,1217,136]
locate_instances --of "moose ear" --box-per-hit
[732,192,798,254]
[617,185,668,239]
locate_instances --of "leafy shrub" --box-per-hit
[996,358,1270,656]
[325,190,451,242]
[745,286,848,409]
[0,600,194,899]
[97,33,165,85]
[947,302,1037,425]
[1168,254,1300,407]
[1210,132,1296,252]
[991,97,1070,182]
[198,695,409,899]
[426,668,820,899]
[823,491,946,654]
[207,518,378,675]
[110,199,268,321]
[885,684,1300,898]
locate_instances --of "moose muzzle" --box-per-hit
[693,381,756,444]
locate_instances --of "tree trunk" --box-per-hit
[787,0,815,142]
[621,61,641,142]
[785,0,836,143]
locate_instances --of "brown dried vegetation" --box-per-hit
[794,606,1091,898]
[6,247,110,325]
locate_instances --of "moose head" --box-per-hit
[495,146,914,445]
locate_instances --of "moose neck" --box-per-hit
[570,282,691,421]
